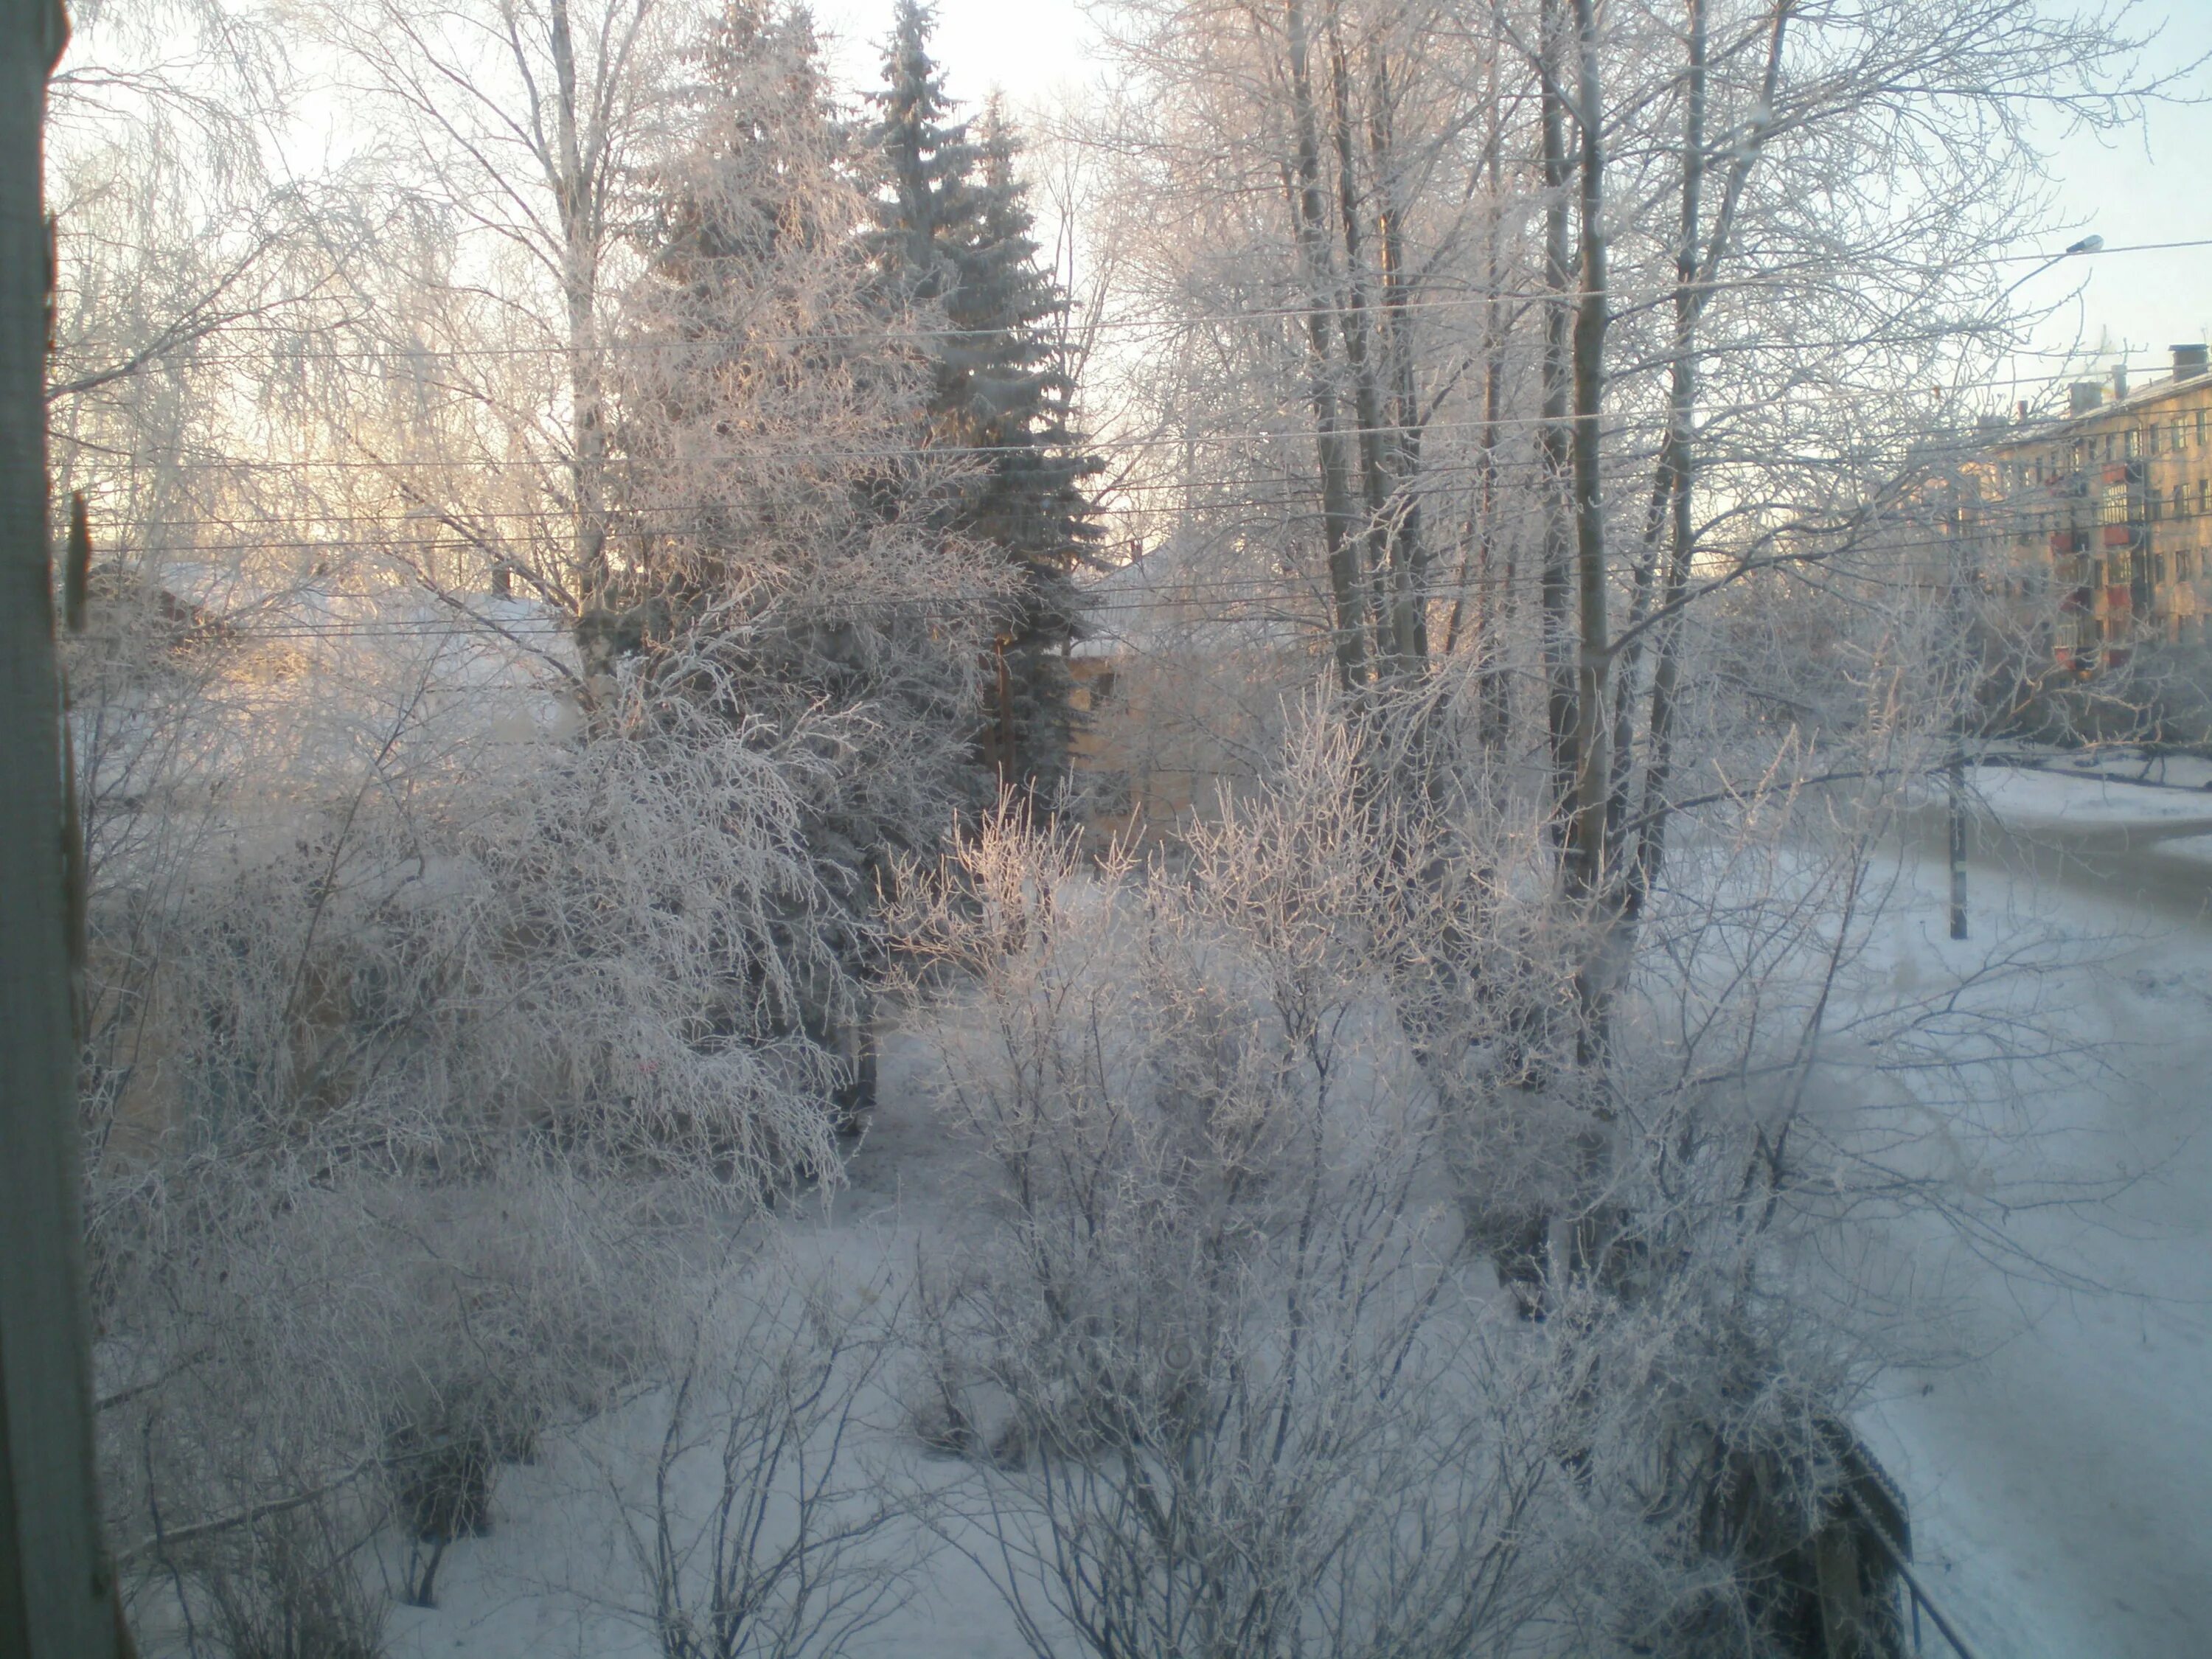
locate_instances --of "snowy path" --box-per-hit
[1857,843,2212,1658]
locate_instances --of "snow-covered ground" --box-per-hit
[1852,843,2212,1658]
[376,827,2212,1659]
[378,1034,1043,1659]
[1976,757,2212,858]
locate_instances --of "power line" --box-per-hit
[47,376,2159,486]
[27,291,2018,362]
[49,352,2189,493]
[117,521,2110,648]
[47,234,2212,372]
[83,414,2202,536]
[1983,237,2212,265]
[52,501,2048,561]
[54,448,2194,553]
[41,412,1750,467]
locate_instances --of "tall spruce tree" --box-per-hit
[869,1,1102,795]
[609,0,999,1105]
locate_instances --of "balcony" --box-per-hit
[2102,523,2140,548]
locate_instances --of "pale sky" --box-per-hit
[2004,3,2212,375]
[817,0,2212,392]
[813,0,1100,112]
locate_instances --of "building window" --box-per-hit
[2180,548,2196,582]
[2176,483,2188,519]
[2127,428,2142,459]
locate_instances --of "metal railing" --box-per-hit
[1848,1490,1986,1659]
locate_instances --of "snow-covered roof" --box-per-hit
[1072,537,1310,661]
[136,563,567,659]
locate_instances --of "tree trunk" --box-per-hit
[1606,0,1705,886]
[1538,0,1576,837]
[1325,15,1399,680]
[1356,34,1428,674]
[1283,0,1368,696]
[549,0,608,603]
[1562,0,1610,913]
[1626,0,1793,921]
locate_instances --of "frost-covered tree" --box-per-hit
[613,0,1005,1064]
[869,1,1102,793]
[319,0,684,605]
[1014,0,2175,1640]
[73,4,1000,1642]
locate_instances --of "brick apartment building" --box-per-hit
[1974,344,2212,669]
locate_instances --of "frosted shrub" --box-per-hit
[198,1504,386,1659]
[886,689,1994,1655]
[98,1162,669,1627]
[613,1248,923,1659]
[888,806,1641,1656]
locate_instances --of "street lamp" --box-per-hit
[1948,233,2101,942]
[1991,233,2103,309]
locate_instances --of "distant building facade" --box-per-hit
[1974,344,2212,669]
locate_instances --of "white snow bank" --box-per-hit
[1975,765,2212,833]
[1853,852,2212,1659]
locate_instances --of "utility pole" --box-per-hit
[1,0,125,1650]
[1947,747,1969,941]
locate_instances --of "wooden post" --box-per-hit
[994,634,1015,792]
[1,0,125,1651]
